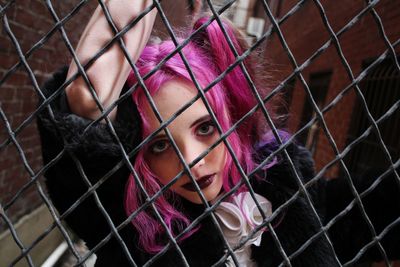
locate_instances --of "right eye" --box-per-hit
[149,140,170,154]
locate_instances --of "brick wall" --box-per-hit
[1,0,398,265]
[259,0,400,177]
[0,0,98,232]
[0,0,193,232]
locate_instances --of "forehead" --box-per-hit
[142,80,209,132]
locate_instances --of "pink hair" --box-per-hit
[124,17,265,253]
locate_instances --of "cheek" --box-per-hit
[212,143,227,168]
[145,154,180,185]
[144,153,163,178]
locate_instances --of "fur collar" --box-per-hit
[38,68,337,266]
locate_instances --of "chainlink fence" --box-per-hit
[0,0,399,266]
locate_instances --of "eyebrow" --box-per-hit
[153,132,166,139]
[190,114,211,128]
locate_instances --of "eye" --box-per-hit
[149,140,170,154]
[197,121,215,136]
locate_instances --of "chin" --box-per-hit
[185,192,219,204]
[180,174,224,204]
[187,195,204,204]
[204,190,221,202]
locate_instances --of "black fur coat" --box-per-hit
[37,68,399,266]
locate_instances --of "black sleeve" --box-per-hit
[38,66,141,160]
[252,141,326,216]
[325,168,400,264]
[251,142,338,267]
[36,67,142,255]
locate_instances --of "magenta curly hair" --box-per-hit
[124,17,269,253]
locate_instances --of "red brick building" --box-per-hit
[228,1,400,265]
[1,0,96,228]
[0,0,399,266]
[0,1,195,265]
[253,0,400,178]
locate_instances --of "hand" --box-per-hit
[66,0,157,121]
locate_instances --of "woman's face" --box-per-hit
[142,80,226,204]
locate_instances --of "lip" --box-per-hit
[182,174,216,192]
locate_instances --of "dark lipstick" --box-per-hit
[182,174,215,192]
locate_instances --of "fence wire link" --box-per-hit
[311,1,395,265]
[0,8,91,267]
[0,0,399,266]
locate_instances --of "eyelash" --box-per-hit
[149,139,170,154]
[196,120,216,136]
[148,120,216,155]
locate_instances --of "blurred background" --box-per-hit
[0,0,399,266]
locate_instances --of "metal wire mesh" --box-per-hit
[0,0,399,266]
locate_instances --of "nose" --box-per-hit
[181,141,206,171]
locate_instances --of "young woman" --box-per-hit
[37,1,399,266]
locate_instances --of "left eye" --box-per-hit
[149,140,170,154]
[197,121,215,136]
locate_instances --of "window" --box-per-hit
[298,72,332,154]
[344,58,400,177]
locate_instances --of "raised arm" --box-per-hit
[66,0,157,120]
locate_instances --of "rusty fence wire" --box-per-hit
[0,0,399,266]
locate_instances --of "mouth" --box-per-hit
[181,174,216,192]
